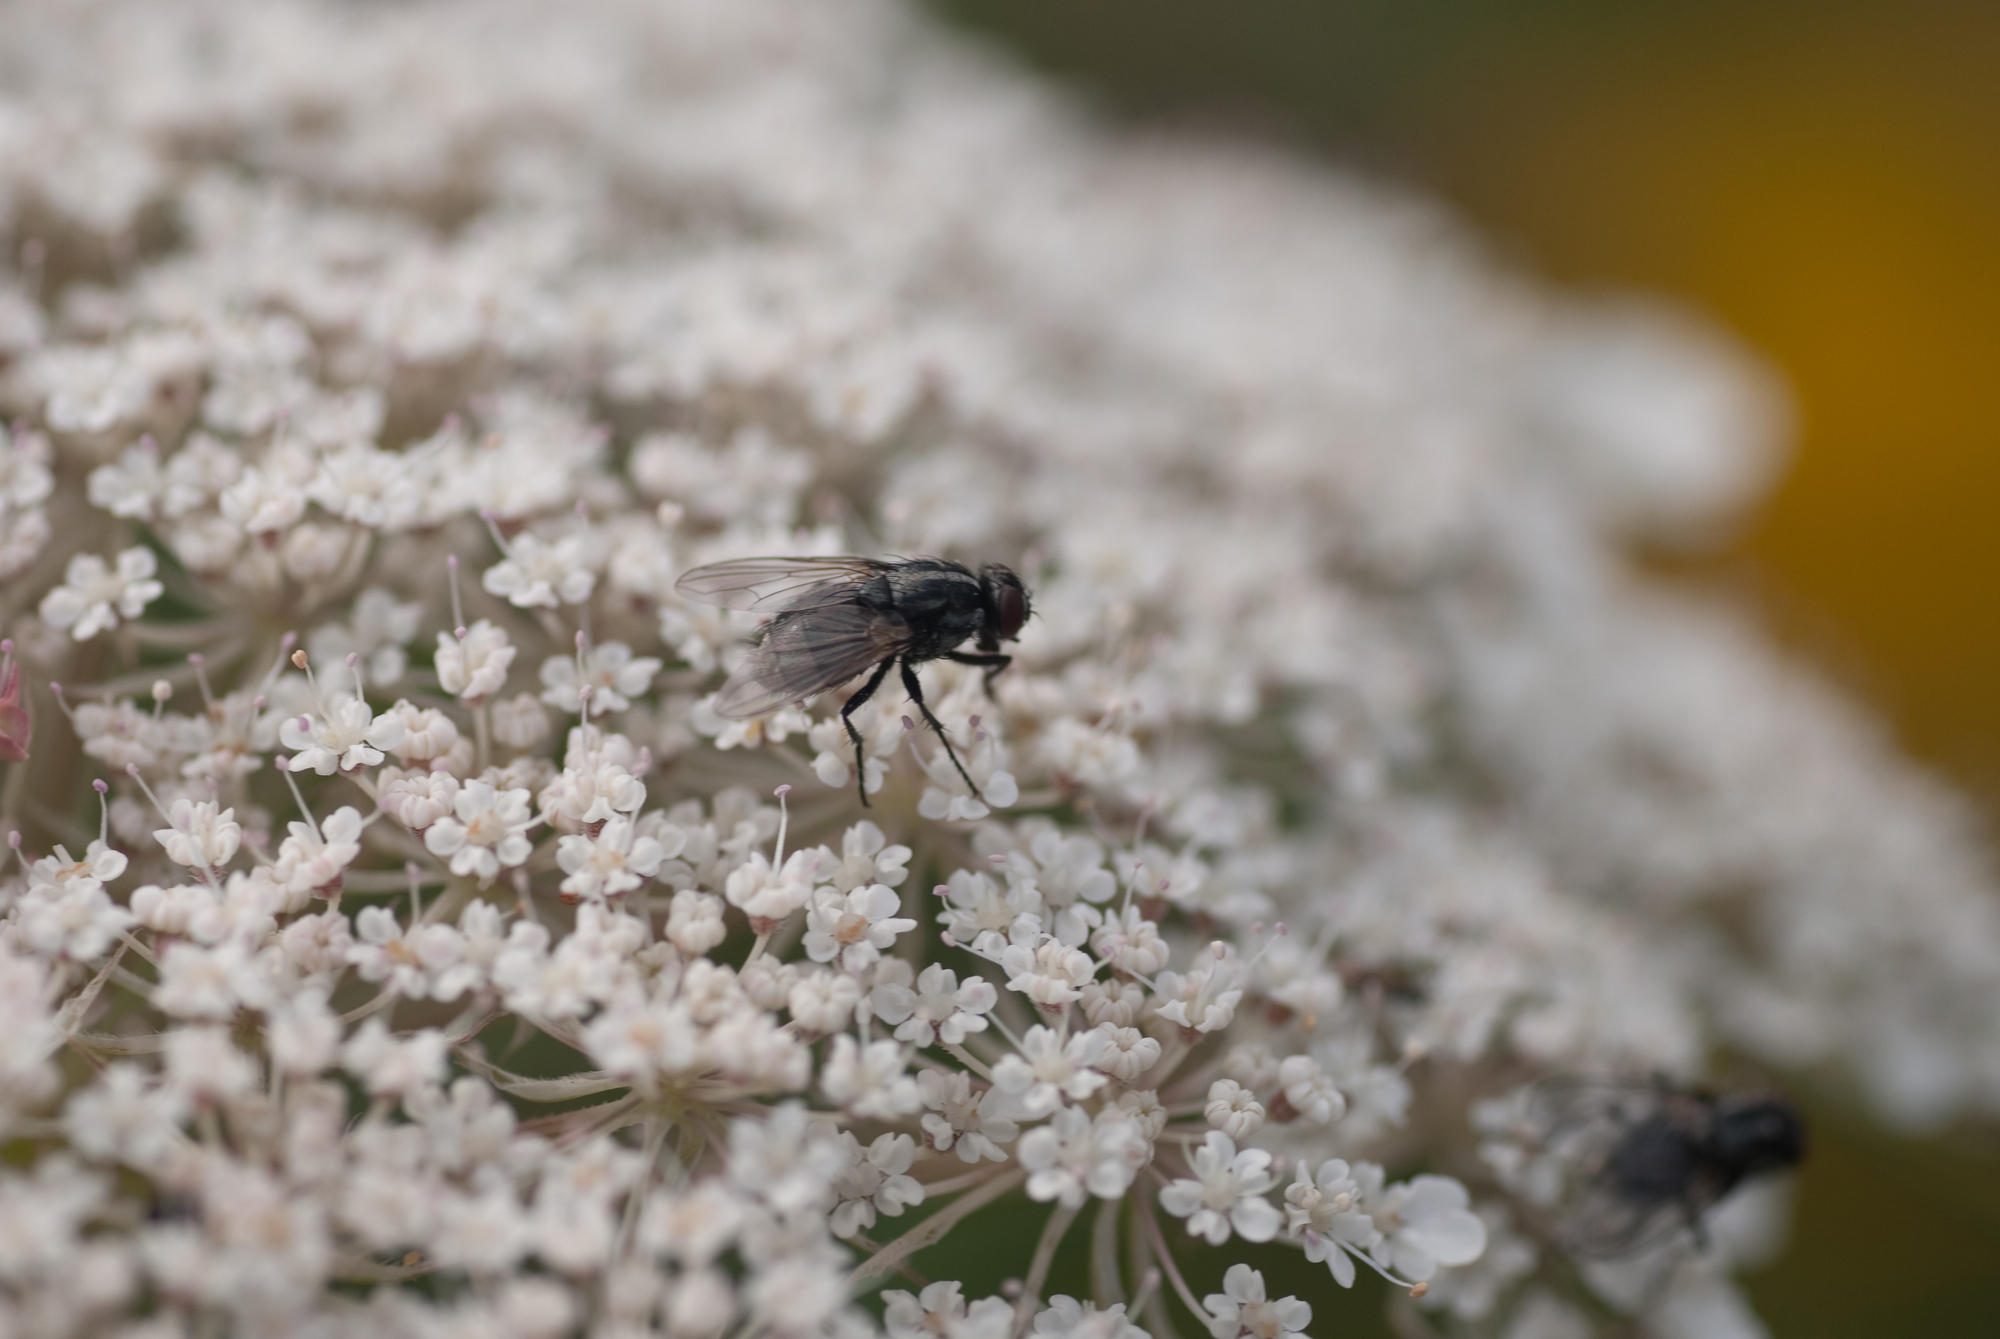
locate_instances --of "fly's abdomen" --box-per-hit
[1605,1117,1702,1203]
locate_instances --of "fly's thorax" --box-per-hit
[881,561,988,660]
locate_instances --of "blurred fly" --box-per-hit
[674,556,1031,806]
[1527,1077,1806,1258]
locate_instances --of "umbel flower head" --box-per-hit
[0,1,1988,1337]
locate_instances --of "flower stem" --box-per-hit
[848,1166,1026,1291]
[340,987,399,1025]
[614,1115,675,1260]
[917,1162,1008,1196]
[1015,1200,1080,1332]
[1141,1197,1206,1330]
[942,1041,993,1081]
[55,941,128,1034]
[1091,1194,1125,1306]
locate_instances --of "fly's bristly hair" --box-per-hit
[674,555,1032,806]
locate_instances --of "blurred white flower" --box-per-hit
[991,1024,1109,1120]
[1369,1173,1488,1283]
[1018,1107,1140,1209]
[274,805,364,898]
[1202,1265,1309,1339]
[556,816,666,901]
[827,1131,924,1239]
[1159,1132,1282,1246]
[802,883,916,973]
[425,780,537,884]
[871,963,996,1048]
[39,547,163,640]
[539,641,660,717]
[436,620,516,702]
[917,1069,1019,1164]
[0,0,1988,1332]
[280,695,406,774]
[307,588,423,687]
[483,533,595,608]
[151,799,240,871]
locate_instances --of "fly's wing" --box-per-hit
[675,557,889,613]
[1530,1077,1666,1138]
[1561,1175,1722,1259]
[710,604,911,718]
[1530,1079,1718,1259]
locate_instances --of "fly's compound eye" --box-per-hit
[997,582,1027,641]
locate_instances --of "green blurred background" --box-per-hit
[923,2,2000,1333]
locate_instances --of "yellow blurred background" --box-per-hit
[930,1,2000,1332]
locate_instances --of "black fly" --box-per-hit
[1525,1077,1806,1258]
[673,556,1031,807]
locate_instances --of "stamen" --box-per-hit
[274,755,321,843]
[122,763,173,824]
[1322,1233,1420,1291]
[150,678,171,720]
[1241,922,1288,974]
[446,554,467,637]
[256,633,297,696]
[348,652,365,699]
[47,682,76,723]
[188,653,215,710]
[93,778,110,845]
[292,649,310,674]
[478,507,511,558]
[1119,802,1157,915]
[772,784,791,867]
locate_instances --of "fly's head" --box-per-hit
[1708,1097,1806,1178]
[979,563,1030,646]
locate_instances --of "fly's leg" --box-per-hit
[901,659,981,799]
[943,650,1011,702]
[1684,1199,1710,1252]
[842,658,898,808]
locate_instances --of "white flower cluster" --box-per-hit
[0,2,1993,1338]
